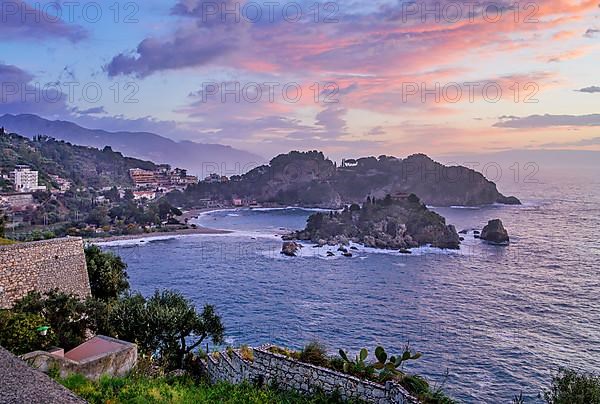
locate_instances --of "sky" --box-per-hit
[0,0,599,160]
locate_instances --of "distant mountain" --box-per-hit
[172,151,521,208]
[0,114,265,177]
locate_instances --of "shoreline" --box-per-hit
[86,226,232,244]
[87,208,233,244]
[86,205,331,244]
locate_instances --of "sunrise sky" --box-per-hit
[1,0,599,159]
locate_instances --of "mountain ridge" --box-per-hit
[0,114,265,176]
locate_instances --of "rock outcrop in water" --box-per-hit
[481,219,509,245]
[281,241,302,256]
[287,194,461,250]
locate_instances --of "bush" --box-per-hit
[544,368,600,404]
[239,345,254,362]
[0,310,56,354]
[267,345,300,360]
[12,290,89,350]
[299,341,329,367]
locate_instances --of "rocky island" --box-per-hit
[285,193,461,251]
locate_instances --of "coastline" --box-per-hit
[87,205,327,244]
[86,208,232,244]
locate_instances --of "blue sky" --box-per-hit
[1,0,599,158]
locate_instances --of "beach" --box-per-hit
[86,208,232,243]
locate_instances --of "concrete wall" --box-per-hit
[0,237,91,308]
[22,336,137,380]
[204,345,418,404]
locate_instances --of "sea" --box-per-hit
[101,166,600,403]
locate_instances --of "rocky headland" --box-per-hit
[174,151,521,209]
[284,194,461,251]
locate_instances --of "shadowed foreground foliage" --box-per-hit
[543,368,600,404]
[57,374,358,404]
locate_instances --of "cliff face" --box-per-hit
[332,154,520,207]
[290,195,461,250]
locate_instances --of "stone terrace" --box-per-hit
[204,345,418,404]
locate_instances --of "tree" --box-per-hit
[123,189,134,201]
[86,206,110,226]
[85,245,129,300]
[103,186,121,202]
[0,213,5,237]
[157,200,173,222]
[147,290,224,368]
[306,212,324,232]
[13,291,90,350]
[408,193,420,204]
[109,290,224,369]
[544,368,600,404]
[108,293,153,350]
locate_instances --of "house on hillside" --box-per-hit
[9,166,46,193]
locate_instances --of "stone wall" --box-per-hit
[0,237,91,308]
[204,345,418,404]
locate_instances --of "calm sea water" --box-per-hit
[103,169,600,403]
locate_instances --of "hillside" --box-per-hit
[0,131,159,190]
[172,151,521,208]
[0,114,265,176]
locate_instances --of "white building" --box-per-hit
[49,175,71,193]
[9,166,46,193]
[133,190,157,200]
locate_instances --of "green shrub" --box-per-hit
[12,290,89,350]
[0,310,55,354]
[239,345,254,362]
[543,368,600,404]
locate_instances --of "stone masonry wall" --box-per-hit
[0,237,91,308]
[204,345,418,404]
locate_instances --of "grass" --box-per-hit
[0,238,16,245]
[240,345,254,362]
[57,374,353,404]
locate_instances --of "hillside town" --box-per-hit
[0,155,261,238]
